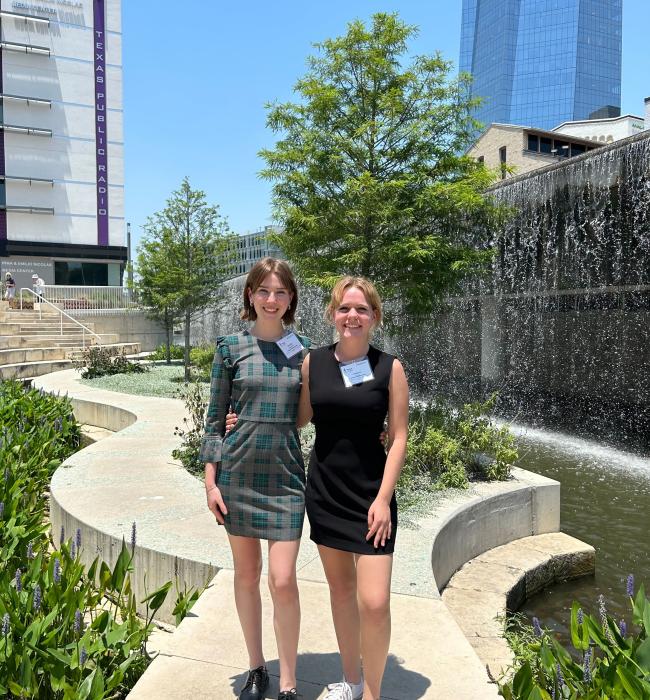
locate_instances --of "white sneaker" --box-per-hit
[324,678,364,700]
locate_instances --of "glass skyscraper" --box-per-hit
[460,0,622,131]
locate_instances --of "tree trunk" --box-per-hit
[184,308,191,382]
[164,308,172,364]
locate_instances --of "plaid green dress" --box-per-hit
[199,330,310,540]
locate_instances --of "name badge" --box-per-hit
[276,332,303,359]
[339,357,374,387]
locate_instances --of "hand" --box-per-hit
[206,485,228,525]
[225,411,238,435]
[366,498,392,549]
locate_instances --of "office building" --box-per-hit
[460,0,622,131]
[0,0,124,292]
[468,123,601,179]
[231,226,283,278]
[553,114,644,144]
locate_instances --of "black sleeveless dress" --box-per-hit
[305,344,397,555]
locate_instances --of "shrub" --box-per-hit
[148,343,185,362]
[0,380,200,697]
[73,345,147,379]
[189,345,214,376]
[499,577,650,699]
[402,394,517,492]
[172,381,208,477]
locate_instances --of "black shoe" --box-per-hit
[278,690,297,700]
[239,665,269,700]
[277,690,297,700]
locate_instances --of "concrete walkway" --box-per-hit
[32,368,592,699]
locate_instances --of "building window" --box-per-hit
[54,261,110,285]
[499,146,507,179]
[540,137,552,154]
[527,134,539,152]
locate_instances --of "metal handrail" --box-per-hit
[19,288,102,348]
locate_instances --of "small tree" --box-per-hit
[134,230,182,364]
[260,13,503,322]
[137,178,234,380]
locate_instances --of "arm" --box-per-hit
[367,359,409,548]
[297,353,313,429]
[200,342,232,523]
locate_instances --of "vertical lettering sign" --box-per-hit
[94,0,109,245]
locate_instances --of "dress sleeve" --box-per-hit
[199,337,233,463]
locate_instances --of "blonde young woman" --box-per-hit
[201,258,309,700]
[299,277,409,700]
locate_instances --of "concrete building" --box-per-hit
[231,225,283,278]
[460,0,622,131]
[0,0,124,293]
[553,114,644,144]
[468,123,601,180]
[646,97,650,130]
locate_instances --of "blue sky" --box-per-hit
[123,1,649,252]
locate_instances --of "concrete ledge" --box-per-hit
[442,532,595,678]
[431,466,560,592]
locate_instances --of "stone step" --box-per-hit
[0,346,67,365]
[0,311,63,322]
[0,334,118,349]
[0,358,72,381]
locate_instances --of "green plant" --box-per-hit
[148,343,186,362]
[73,345,148,379]
[172,381,208,477]
[402,394,517,492]
[189,345,215,377]
[500,578,650,699]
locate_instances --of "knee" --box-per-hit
[268,571,298,602]
[358,591,390,624]
[234,561,262,590]
[327,575,357,606]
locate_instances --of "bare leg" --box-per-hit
[355,554,393,700]
[318,545,363,685]
[228,534,265,669]
[267,539,301,691]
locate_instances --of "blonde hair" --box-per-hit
[325,276,382,328]
[241,257,298,324]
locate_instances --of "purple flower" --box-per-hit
[15,569,22,593]
[619,619,627,637]
[626,574,635,598]
[1,613,9,637]
[0,502,4,519]
[59,525,65,547]
[33,584,41,612]
[556,663,564,690]
[76,528,82,550]
[532,616,543,637]
[26,541,34,560]
[74,609,83,635]
[53,557,61,584]
[70,541,76,559]
[131,521,137,551]
[80,646,88,666]
[577,607,584,625]
[599,594,612,641]
[54,417,63,433]
[583,648,592,684]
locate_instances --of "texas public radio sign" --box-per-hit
[94,0,109,246]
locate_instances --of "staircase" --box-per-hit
[0,301,141,381]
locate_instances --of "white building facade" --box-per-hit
[553,114,644,144]
[231,226,283,278]
[0,0,124,292]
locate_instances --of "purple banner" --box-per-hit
[93,0,109,246]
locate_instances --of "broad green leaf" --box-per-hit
[141,580,172,612]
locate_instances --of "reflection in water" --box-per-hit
[510,422,650,637]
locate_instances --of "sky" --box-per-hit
[122,1,650,252]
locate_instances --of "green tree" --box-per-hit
[260,12,502,321]
[136,178,234,380]
[134,229,182,364]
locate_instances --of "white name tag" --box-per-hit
[276,332,303,359]
[340,357,374,387]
